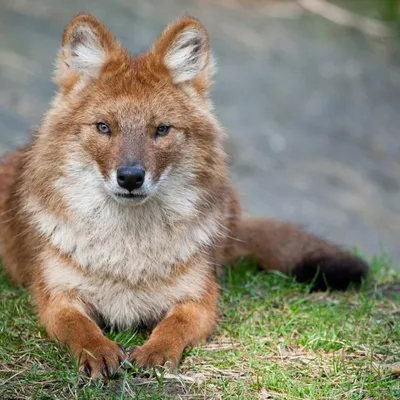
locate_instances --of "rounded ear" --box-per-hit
[55,14,120,91]
[152,17,215,91]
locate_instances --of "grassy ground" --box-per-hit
[0,255,399,399]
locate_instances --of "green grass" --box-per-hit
[1,255,399,399]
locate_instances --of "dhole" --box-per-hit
[0,14,368,378]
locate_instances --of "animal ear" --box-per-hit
[152,17,215,90]
[55,14,119,91]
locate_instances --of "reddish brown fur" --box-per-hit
[130,276,218,369]
[0,15,368,378]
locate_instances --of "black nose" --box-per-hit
[116,165,146,191]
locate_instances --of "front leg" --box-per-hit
[129,275,218,369]
[34,283,126,379]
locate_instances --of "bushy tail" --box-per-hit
[220,217,368,290]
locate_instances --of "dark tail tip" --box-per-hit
[293,254,369,290]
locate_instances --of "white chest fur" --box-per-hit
[25,165,220,328]
[41,252,211,329]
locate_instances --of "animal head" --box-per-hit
[31,14,227,214]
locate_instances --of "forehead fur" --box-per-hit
[63,66,194,130]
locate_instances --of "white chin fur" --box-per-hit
[110,193,149,206]
[104,169,165,206]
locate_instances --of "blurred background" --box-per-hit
[0,0,399,264]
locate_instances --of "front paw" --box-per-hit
[128,340,182,370]
[76,339,126,379]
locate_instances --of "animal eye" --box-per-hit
[155,124,171,137]
[96,122,111,135]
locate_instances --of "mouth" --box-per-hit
[110,191,149,205]
[115,193,148,200]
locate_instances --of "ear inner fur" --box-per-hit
[151,16,214,90]
[54,13,120,93]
